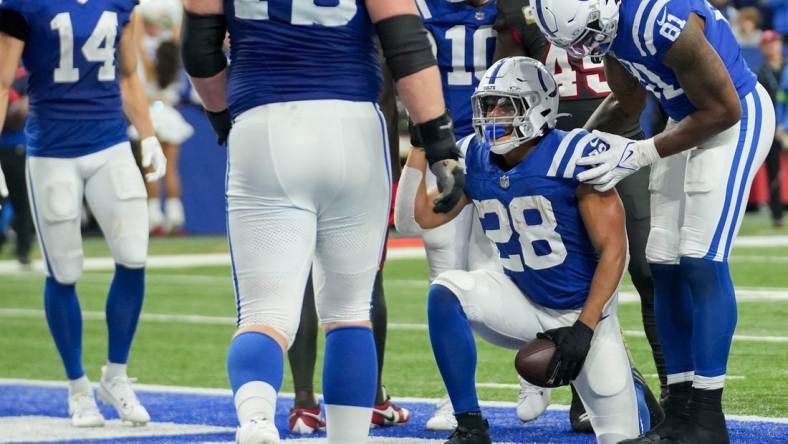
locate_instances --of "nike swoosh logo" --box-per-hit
[621,150,634,164]
[374,410,397,422]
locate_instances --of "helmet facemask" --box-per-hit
[472,91,543,155]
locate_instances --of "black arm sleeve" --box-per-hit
[0,9,29,42]
[181,11,228,79]
[376,14,436,81]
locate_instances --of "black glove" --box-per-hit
[412,112,464,213]
[431,159,465,213]
[206,108,232,146]
[537,320,594,387]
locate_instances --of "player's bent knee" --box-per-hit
[234,324,288,352]
[582,339,629,398]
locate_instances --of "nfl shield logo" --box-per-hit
[499,175,510,189]
[475,11,485,21]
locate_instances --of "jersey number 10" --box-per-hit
[51,12,118,84]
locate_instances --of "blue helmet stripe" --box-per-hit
[488,59,507,85]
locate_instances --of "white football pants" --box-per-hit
[433,269,639,444]
[647,83,775,263]
[226,100,391,346]
[27,142,149,284]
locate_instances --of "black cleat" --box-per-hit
[445,414,491,444]
[569,384,593,433]
[672,389,729,444]
[619,382,692,444]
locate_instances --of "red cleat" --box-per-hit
[288,406,325,434]
[371,398,411,427]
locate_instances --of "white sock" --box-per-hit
[68,376,91,395]
[103,363,128,380]
[148,198,164,228]
[165,198,184,229]
[235,381,278,424]
[325,404,372,444]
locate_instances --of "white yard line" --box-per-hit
[1,234,786,275]
[0,308,786,343]
[0,378,784,424]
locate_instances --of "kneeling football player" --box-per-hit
[412,57,647,444]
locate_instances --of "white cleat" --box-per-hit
[236,416,281,444]
[516,377,551,423]
[68,391,105,428]
[425,396,457,431]
[98,366,150,426]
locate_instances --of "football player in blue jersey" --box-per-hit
[533,1,776,443]
[181,0,461,443]
[393,0,503,432]
[412,56,645,444]
[0,0,167,429]
[493,0,667,433]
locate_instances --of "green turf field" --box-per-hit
[1,213,786,419]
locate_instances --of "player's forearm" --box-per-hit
[190,70,229,112]
[413,177,468,229]
[652,106,740,158]
[583,93,643,137]
[396,66,447,124]
[120,74,155,140]
[580,245,625,330]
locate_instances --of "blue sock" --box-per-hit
[680,257,737,381]
[323,326,377,408]
[427,284,479,414]
[633,373,651,432]
[227,332,284,394]
[651,264,694,379]
[44,277,84,380]
[106,265,145,364]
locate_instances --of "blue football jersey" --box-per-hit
[610,0,756,122]
[416,0,498,138]
[0,0,137,157]
[462,129,606,309]
[224,0,382,119]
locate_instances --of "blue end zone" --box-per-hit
[1,383,786,443]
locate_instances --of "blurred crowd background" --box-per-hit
[1,0,787,267]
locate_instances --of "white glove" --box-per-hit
[141,136,167,183]
[576,130,660,192]
[0,166,8,210]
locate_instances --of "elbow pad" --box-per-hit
[181,11,228,78]
[394,166,425,236]
[376,14,436,81]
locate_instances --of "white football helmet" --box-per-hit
[471,57,559,155]
[532,0,620,58]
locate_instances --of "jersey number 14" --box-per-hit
[51,12,118,84]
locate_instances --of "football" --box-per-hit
[514,338,558,388]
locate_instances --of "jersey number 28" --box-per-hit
[474,196,567,271]
[51,12,118,84]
